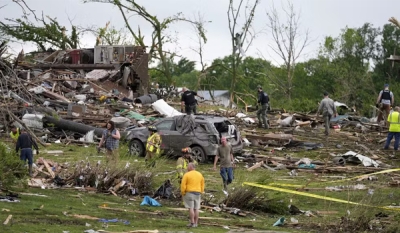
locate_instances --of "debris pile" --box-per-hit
[28,158,153,196]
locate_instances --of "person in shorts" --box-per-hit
[181,163,204,228]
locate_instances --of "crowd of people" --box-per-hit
[8,84,399,228]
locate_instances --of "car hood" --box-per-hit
[126,127,149,139]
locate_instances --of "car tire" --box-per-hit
[191,146,206,163]
[129,139,145,157]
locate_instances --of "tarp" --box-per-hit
[140,195,161,206]
[124,111,147,120]
[152,99,183,117]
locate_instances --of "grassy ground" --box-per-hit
[1,127,400,233]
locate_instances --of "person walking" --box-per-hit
[376,84,394,124]
[256,86,269,129]
[181,163,204,228]
[317,92,337,136]
[181,87,204,115]
[384,106,400,152]
[177,147,198,184]
[145,125,161,167]
[213,137,234,190]
[16,128,39,176]
[98,121,120,165]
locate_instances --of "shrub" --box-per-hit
[0,143,27,189]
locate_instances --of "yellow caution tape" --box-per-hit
[268,183,303,188]
[268,168,400,188]
[244,182,400,211]
[324,168,400,184]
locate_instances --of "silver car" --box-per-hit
[125,115,243,163]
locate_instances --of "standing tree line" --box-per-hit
[1,0,400,115]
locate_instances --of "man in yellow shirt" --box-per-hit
[384,106,400,151]
[181,163,204,228]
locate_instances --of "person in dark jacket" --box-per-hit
[16,128,39,176]
[257,86,269,129]
[376,84,394,125]
[181,87,204,115]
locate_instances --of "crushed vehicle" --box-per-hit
[125,115,243,163]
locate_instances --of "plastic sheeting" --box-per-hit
[152,99,183,117]
[341,151,379,167]
[236,113,255,124]
[140,195,161,206]
[125,111,147,120]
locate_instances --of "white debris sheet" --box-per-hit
[342,151,379,167]
[236,113,255,124]
[152,99,183,117]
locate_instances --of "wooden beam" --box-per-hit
[42,158,55,178]
[245,133,294,142]
[3,215,12,225]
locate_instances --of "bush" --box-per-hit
[0,143,27,189]
[226,187,288,214]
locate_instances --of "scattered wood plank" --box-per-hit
[247,161,264,171]
[72,214,99,220]
[245,133,294,142]
[41,158,55,178]
[3,215,12,225]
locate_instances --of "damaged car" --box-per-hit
[125,115,243,163]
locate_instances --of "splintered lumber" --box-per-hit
[72,214,99,220]
[247,161,264,171]
[128,230,159,233]
[245,133,294,142]
[41,158,55,178]
[296,120,311,127]
[3,215,12,225]
[42,89,70,103]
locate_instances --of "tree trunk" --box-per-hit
[43,116,105,137]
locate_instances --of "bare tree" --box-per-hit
[189,13,209,92]
[265,1,310,100]
[226,0,259,108]
[85,0,205,85]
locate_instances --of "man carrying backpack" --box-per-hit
[376,84,394,125]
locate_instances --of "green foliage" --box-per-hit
[96,23,130,46]
[0,143,27,189]
[151,57,197,87]
[0,17,79,51]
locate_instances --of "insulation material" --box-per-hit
[152,99,183,117]
[85,70,109,80]
[84,130,95,143]
[22,113,44,129]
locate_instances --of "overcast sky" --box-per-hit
[2,0,400,67]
